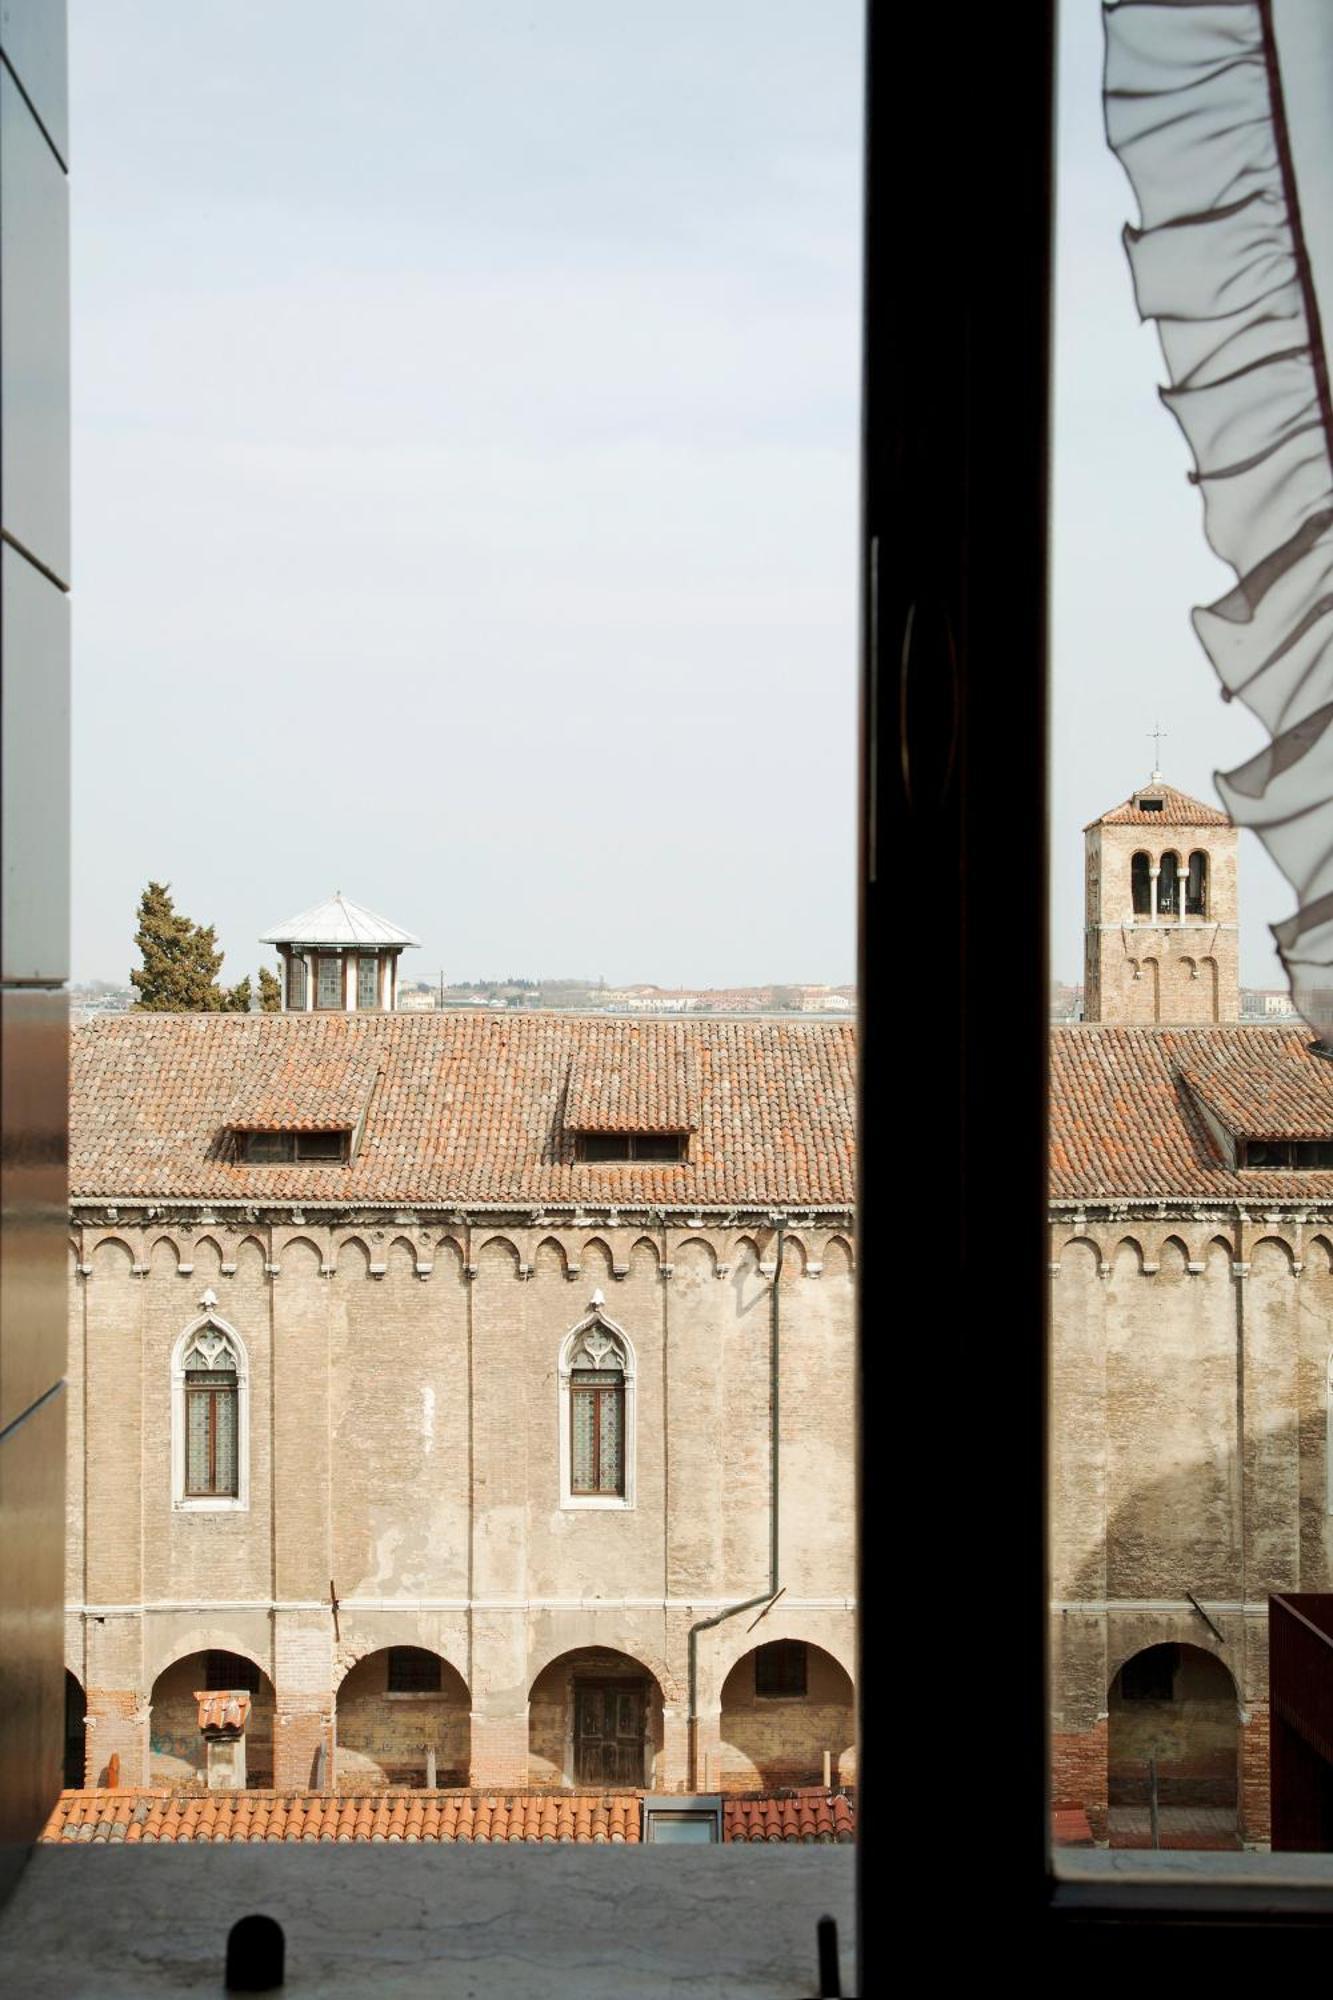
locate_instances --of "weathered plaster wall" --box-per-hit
[67,1216,856,1794]
[1049,1212,1333,1844]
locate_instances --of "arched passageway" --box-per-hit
[335,1647,469,1790]
[718,1641,855,1792]
[1108,1643,1240,1847]
[528,1647,665,1788]
[64,1672,86,1789]
[149,1649,275,1789]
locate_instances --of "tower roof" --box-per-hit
[1084,779,1230,831]
[259,893,420,950]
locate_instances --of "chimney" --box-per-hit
[196,1690,251,1791]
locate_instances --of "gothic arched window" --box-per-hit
[173,1299,250,1511]
[558,1293,636,1509]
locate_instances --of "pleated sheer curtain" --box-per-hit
[1104,0,1333,1038]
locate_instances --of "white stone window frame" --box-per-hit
[171,1301,250,1514]
[558,1291,636,1512]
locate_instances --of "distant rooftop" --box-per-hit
[259,893,420,950]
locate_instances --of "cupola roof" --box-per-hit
[259,893,420,950]
[1084,777,1230,830]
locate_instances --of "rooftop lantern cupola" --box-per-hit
[259,894,420,1014]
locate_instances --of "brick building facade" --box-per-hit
[1053,781,1333,1847]
[64,1010,856,1797]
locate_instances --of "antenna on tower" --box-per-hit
[1147,720,1167,780]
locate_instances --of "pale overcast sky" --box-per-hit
[68,1,864,988]
[68,3,1294,991]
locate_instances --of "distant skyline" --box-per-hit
[69,3,863,989]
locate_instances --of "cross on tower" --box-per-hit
[1147,720,1167,778]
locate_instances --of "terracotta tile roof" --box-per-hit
[723,1792,855,1844]
[1050,1024,1333,1200]
[1085,781,1230,829]
[41,1791,642,1846]
[195,1691,250,1734]
[565,1027,698,1132]
[223,1040,381,1133]
[38,1788,856,1846]
[70,1013,854,1209]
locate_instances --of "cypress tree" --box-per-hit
[130,881,249,1013]
[257,967,283,1013]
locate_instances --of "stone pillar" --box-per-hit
[659,1702,689,1793]
[273,1614,334,1791]
[84,1687,149,1790]
[1241,1701,1271,1845]
[1051,1718,1108,1842]
[690,1706,723,1795]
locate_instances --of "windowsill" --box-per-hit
[1052,1846,1333,1917]
[0,1844,856,1997]
[383,1691,446,1701]
[563,1495,633,1511]
[175,1498,248,1514]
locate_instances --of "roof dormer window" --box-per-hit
[576,1132,688,1163]
[236,1129,349,1164]
[1138,795,1164,812]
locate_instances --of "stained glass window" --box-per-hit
[317,954,342,1008]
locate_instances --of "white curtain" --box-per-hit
[1104,0,1333,1038]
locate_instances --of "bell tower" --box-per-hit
[1083,775,1239,1025]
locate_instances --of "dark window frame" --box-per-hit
[236,1129,349,1164]
[642,1794,722,1843]
[575,1131,688,1162]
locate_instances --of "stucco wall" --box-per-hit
[67,1215,856,1793]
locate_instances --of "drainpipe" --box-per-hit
[686,1221,784,1788]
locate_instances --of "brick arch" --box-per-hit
[193,1234,224,1279]
[334,1644,470,1791]
[147,1643,276,1792]
[717,1638,855,1792]
[526,1638,673,1704]
[1056,1235,1102,1273]
[336,1234,371,1275]
[148,1234,180,1273]
[673,1236,718,1275]
[333,1638,470,1696]
[1109,1235,1145,1273]
[90,1234,134,1273]
[280,1235,322,1277]
[235,1234,267,1276]
[434,1234,466,1277]
[477,1233,522,1275]
[1251,1234,1297,1272]
[629,1234,661,1273]
[779,1235,808,1282]
[386,1235,417,1274]
[1306,1232,1333,1273]
[527,1644,672,1790]
[710,1613,855,1691]
[579,1235,615,1281]
[534,1234,569,1279]
[821,1233,854,1275]
[146,1629,270,1686]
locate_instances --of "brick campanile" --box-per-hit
[1083,775,1239,1025]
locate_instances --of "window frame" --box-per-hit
[314,951,344,1010]
[574,1131,688,1162]
[557,1301,636,1511]
[235,1129,349,1164]
[642,1795,723,1844]
[171,1311,250,1513]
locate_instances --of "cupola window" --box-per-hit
[287,955,308,1010]
[357,954,379,1009]
[316,955,343,1009]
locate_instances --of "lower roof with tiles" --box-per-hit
[70,1012,855,1210]
[41,1789,856,1847]
[1050,1023,1333,1202]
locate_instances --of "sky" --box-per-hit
[1051,2,1294,987]
[68,2,1297,993]
[67,1,864,989]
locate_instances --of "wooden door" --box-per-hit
[573,1681,647,1785]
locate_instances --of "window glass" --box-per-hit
[571,1372,624,1495]
[317,955,342,1008]
[287,955,307,1009]
[185,1368,238,1497]
[357,954,378,1008]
